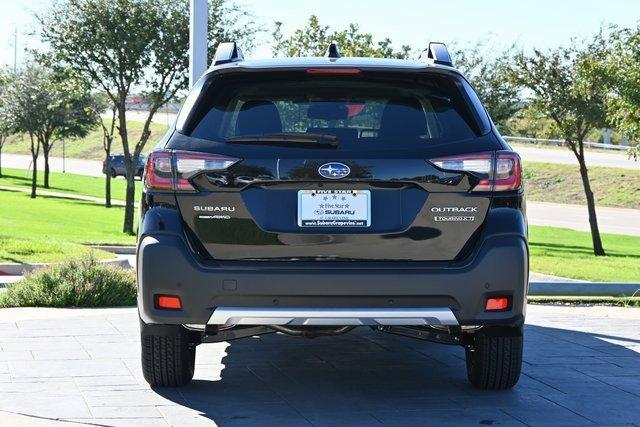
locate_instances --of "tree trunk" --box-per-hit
[104,152,112,208]
[31,159,37,198]
[577,158,605,256]
[0,143,3,177]
[29,135,39,199]
[117,105,136,235]
[43,146,50,189]
[123,171,136,234]
[41,138,53,189]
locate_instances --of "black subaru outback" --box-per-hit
[137,42,528,390]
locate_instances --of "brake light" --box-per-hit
[306,68,361,75]
[144,150,241,192]
[493,152,522,192]
[429,151,521,192]
[145,151,173,191]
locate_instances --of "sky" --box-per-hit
[1,0,640,68]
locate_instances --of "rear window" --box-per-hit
[179,71,489,148]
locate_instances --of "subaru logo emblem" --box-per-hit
[318,162,350,179]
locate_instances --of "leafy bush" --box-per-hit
[0,255,136,308]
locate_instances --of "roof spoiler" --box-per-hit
[212,42,244,67]
[419,42,453,67]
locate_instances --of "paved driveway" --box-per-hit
[0,305,638,426]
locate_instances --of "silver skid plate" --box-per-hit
[208,307,459,326]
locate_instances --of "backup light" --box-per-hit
[144,150,241,192]
[429,151,522,192]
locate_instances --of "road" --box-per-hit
[513,144,639,169]
[2,153,103,177]
[527,201,640,236]
[0,304,638,426]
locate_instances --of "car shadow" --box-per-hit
[153,323,640,426]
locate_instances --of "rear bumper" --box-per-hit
[137,209,529,327]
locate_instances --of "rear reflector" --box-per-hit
[144,150,241,192]
[485,297,510,311]
[429,151,522,192]
[156,295,182,310]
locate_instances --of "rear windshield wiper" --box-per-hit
[225,132,338,148]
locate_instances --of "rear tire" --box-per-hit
[465,326,523,390]
[110,168,117,178]
[140,320,196,387]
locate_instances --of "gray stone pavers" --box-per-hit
[0,305,637,426]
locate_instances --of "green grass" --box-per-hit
[529,225,640,282]
[0,168,140,201]
[3,120,168,160]
[0,189,135,253]
[0,237,113,264]
[523,161,640,209]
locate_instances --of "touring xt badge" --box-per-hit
[431,206,477,222]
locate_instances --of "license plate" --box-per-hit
[298,190,371,227]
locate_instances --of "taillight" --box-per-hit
[430,152,493,191]
[429,151,521,192]
[145,151,173,191]
[493,152,522,192]
[144,150,241,192]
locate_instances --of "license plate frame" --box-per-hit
[297,190,371,227]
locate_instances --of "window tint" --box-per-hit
[183,71,485,147]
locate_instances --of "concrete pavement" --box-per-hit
[0,305,638,426]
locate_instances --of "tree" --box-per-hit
[453,42,521,132]
[0,70,9,177]
[40,0,259,234]
[0,65,97,196]
[42,72,97,188]
[272,16,411,59]
[506,105,562,140]
[510,41,608,256]
[601,25,640,161]
[0,66,46,197]
[91,92,117,207]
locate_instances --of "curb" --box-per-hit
[89,245,136,255]
[0,258,131,276]
[529,282,640,298]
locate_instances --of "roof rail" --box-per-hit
[419,42,453,67]
[324,42,341,59]
[212,42,244,67]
